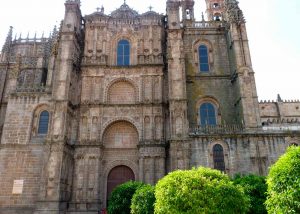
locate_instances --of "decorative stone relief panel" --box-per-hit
[155,116,163,140]
[81,77,93,102]
[60,154,74,201]
[144,116,151,140]
[75,156,85,201]
[103,121,138,149]
[175,116,183,136]
[143,76,152,103]
[153,76,161,102]
[108,81,136,104]
[80,116,89,141]
[87,157,97,199]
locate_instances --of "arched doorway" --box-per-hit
[107,165,135,201]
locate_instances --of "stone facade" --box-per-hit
[0,0,299,213]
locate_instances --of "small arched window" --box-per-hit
[200,103,217,125]
[213,3,219,8]
[38,111,49,134]
[117,40,130,66]
[198,45,209,72]
[214,14,221,21]
[213,144,225,172]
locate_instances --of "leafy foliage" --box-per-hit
[154,167,250,214]
[107,181,145,214]
[266,146,300,214]
[233,174,267,214]
[131,184,155,214]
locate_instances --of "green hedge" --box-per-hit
[266,146,300,214]
[233,174,267,214]
[155,167,250,214]
[131,184,155,214]
[107,181,145,214]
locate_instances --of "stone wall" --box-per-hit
[1,95,51,145]
[259,101,300,123]
[184,29,237,126]
[189,133,295,176]
[0,144,47,213]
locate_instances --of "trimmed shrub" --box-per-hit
[233,174,267,214]
[155,167,250,214]
[131,184,155,214]
[107,181,145,214]
[266,146,300,214]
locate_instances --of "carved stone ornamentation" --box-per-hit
[224,0,245,24]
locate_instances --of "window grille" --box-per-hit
[117,40,130,66]
[213,144,225,172]
[38,111,49,134]
[198,45,209,72]
[200,103,217,125]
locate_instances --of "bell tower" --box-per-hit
[205,0,225,21]
[181,0,195,21]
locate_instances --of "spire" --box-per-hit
[277,94,283,102]
[96,5,104,13]
[65,0,80,4]
[224,0,245,24]
[1,26,13,55]
[26,32,30,41]
[52,25,58,39]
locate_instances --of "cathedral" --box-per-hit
[0,0,299,213]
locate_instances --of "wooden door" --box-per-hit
[107,165,135,201]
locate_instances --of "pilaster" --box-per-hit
[35,1,82,212]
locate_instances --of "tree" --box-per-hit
[233,174,267,214]
[155,167,250,214]
[265,146,300,214]
[131,184,155,214]
[107,181,145,214]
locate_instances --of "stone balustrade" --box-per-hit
[190,21,226,29]
[15,84,46,93]
[189,124,244,135]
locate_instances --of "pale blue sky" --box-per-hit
[0,0,299,100]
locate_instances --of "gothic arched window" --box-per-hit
[213,144,225,172]
[199,103,217,125]
[198,45,209,72]
[117,40,130,66]
[38,111,49,134]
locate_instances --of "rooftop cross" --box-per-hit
[148,5,153,11]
